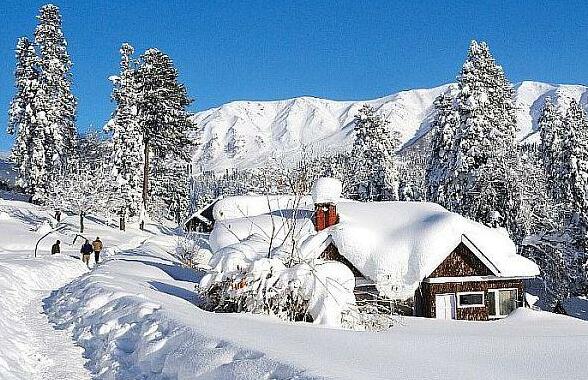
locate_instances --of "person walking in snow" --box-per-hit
[51,240,60,255]
[92,237,103,265]
[80,239,93,267]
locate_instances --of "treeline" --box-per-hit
[7,4,193,230]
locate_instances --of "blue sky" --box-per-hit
[1,0,588,151]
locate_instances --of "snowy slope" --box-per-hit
[0,198,153,379]
[1,199,587,379]
[47,233,588,379]
[191,81,588,172]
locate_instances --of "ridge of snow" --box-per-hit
[191,81,588,173]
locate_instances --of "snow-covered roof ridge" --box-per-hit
[330,201,539,299]
[185,196,223,225]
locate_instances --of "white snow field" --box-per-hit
[1,198,588,379]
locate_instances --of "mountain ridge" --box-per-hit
[191,81,588,173]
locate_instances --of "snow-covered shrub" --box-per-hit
[176,232,212,268]
[197,234,357,328]
[342,302,399,332]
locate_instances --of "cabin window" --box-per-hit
[488,288,518,318]
[457,292,485,308]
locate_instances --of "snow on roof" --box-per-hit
[212,195,313,221]
[209,210,315,255]
[330,201,539,299]
[311,177,342,204]
[208,195,539,301]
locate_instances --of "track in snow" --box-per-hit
[17,287,91,380]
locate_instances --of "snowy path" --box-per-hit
[18,288,90,380]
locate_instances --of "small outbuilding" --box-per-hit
[184,197,222,232]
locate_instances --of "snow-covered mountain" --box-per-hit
[191,81,588,173]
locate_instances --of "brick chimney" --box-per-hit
[311,177,342,231]
[314,202,338,231]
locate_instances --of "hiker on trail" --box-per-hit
[92,237,103,265]
[54,210,61,222]
[80,239,93,267]
[51,240,60,255]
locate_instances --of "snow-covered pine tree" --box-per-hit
[34,4,77,199]
[425,88,459,205]
[538,97,568,210]
[350,104,400,201]
[106,43,144,229]
[561,100,588,247]
[443,41,522,236]
[135,48,193,220]
[7,37,46,198]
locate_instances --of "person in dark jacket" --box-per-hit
[51,240,60,255]
[80,239,93,267]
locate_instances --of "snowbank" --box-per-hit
[332,201,540,299]
[46,240,588,380]
[46,243,310,379]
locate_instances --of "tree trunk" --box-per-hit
[119,211,125,231]
[142,140,149,208]
[80,211,84,233]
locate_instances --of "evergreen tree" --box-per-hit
[525,98,588,304]
[425,88,459,205]
[561,100,588,247]
[538,97,567,208]
[106,43,144,229]
[35,4,77,175]
[135,48,193,220]
[7,37,46,197]
[429,41,522,235]
[350,104,400,201]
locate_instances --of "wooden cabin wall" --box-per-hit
[416,279,524,320]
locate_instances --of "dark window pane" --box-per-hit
[459,293,483,306]
[488,291,496,316]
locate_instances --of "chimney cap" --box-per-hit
[312,177,342,205]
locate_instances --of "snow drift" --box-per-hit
[0,256,88,379]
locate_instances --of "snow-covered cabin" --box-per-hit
[309,179,540,321]
[207,178,539,321]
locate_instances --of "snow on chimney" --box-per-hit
[312,177,342,231]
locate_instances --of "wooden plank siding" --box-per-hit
[414,242,524,320]
[415,279,524,320]
[429,242,493,278]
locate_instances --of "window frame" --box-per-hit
[487,288,519,319]
[456,291,485,308]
